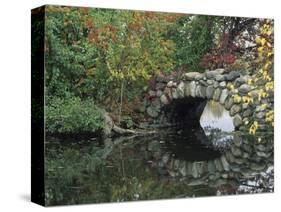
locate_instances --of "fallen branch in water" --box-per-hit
[112,124,157,136]
[103,112,157,137]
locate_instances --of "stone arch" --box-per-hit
[145,69,255,130]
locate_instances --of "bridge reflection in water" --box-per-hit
[45,101,273,205]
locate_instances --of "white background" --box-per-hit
[0,0,280,211]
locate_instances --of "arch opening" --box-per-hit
[156,98,235,160]
[161,97,207,127]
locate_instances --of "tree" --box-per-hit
[169,15,259,71]
[200,17,258,70]
[100,11,176,122]
[45,6,103,99]
[168,15,215,71]
[44,6,178,123]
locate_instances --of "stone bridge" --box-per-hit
[144,68,272,130]
[137,68,274,191]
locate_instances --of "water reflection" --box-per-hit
[158,126,222,161]
[45,101,273,205]
[46,130,273,205]
[200,100,234,133]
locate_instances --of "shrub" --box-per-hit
[46,97,104,135]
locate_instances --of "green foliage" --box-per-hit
[104,12,176,81]
[168,16,215,71]
[45,7,102,98]
[45,96,104,134]
[45,6,177,103]
[120,115,134,129]
[169,16,258,71]
[44,6,181,124]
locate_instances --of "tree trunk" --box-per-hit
[118,79,125,125]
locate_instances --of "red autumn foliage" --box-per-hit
[200,33,238,69]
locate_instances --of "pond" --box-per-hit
[45,101,274,206]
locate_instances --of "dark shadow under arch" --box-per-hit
[162,97,207,127]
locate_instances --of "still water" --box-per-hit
[45,101,274,206]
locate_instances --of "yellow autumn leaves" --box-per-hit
[265,110,274,124]
[249,121,259,135]
[226,82,235,91]
[242,96,252,104]
[256,37,266,46]
[108,67,151,81]
[256,22,273,65]
[260,22,273,36]
[256,21,274,128]
[229,21,274,136]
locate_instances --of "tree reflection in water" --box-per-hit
[200,100,234,133]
